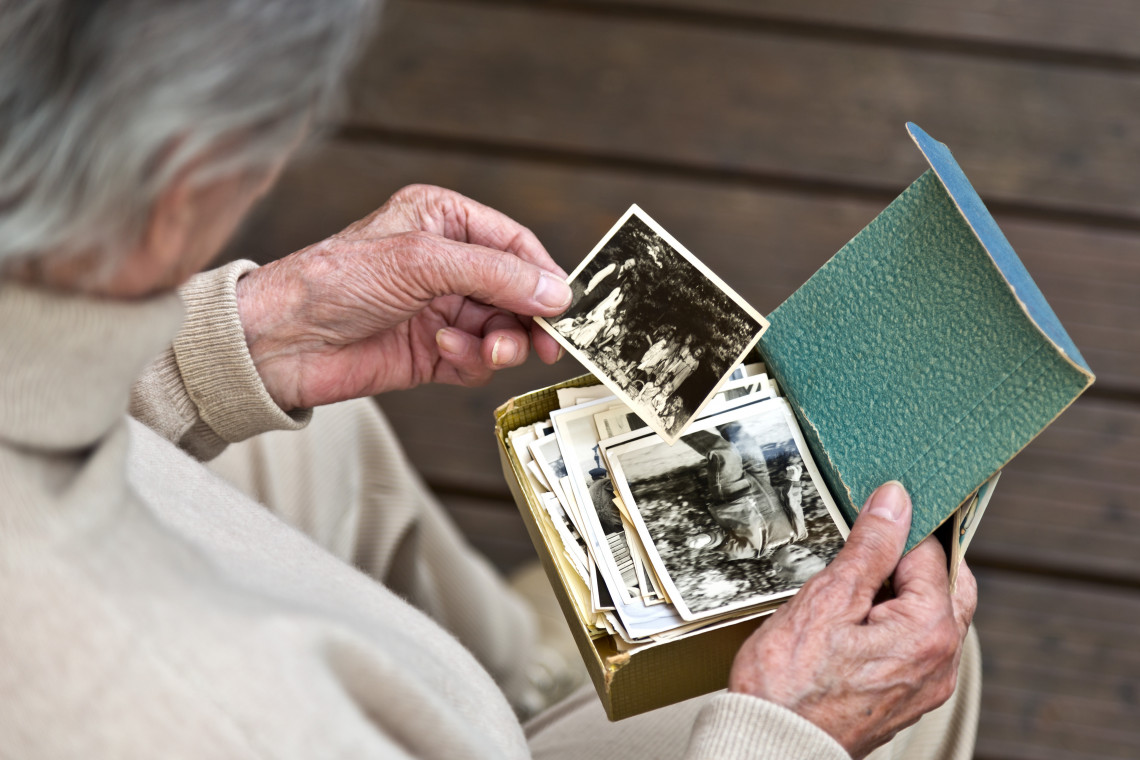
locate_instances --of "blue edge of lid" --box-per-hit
[906,122,1092,374]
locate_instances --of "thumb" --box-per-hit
[392,232,572,317]
[827,481,912,606]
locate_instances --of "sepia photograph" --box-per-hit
[537,205,769,443]
[606,398,849,621]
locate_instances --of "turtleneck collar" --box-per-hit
[0,279,184,451]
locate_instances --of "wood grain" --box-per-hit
[229,141,1140,389]
[350,0,1140,220]
[569,0,1140,60]
[968,397,1140,585]
[974,570,1140,759]
[229,139,1140,586]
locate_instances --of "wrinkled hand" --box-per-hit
[235,185,571,410]
[727,482,977,759]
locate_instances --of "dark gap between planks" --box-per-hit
[332,126,1140,235]
[443,0,1140,73]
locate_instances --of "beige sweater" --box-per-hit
[0,263,849,759]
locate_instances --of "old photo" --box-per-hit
[537,205,769,443]
[551,399,643,603]
[605,397,848,621]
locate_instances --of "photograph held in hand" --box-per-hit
[536,205,769,443]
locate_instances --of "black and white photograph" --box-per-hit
[605,398,849,621]
[529,433,573,518]
[536,205,769,443]
[551,399,644,604]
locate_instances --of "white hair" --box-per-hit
[0,0,376,270]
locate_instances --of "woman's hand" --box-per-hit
[235,185,570,411]
[727,482,977,759]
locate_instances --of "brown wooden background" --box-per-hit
[229,2,1140,757]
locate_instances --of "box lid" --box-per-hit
[759,124,1094,551]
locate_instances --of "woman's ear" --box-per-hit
[109,161,279,298]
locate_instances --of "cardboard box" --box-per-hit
[495,376,764,720]
[494,124,1093,720]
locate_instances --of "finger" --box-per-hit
[449,300,544,369]
[480,313,532,369]
[392,232,573,319]
[891,536,950,604]
[434,327,494,386]
[531,321,563,364]
[393,185,568,278]
[951,560,978,635]
[867,537,956,630]
[825,481,913,604]
[448,289,563,364]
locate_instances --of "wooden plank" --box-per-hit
[968,397,1140,585]
[228,140,1140,582]
[572,0,1140,60]
[229,141,1140,390]
[350,0,1140,220]
[378,379,1140,584]
[974,569,1140,759]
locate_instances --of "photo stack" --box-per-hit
[513,205,850,646]
[505,365,849,644]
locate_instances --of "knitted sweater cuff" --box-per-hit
[172,260,311,447]
[687,692,850,760]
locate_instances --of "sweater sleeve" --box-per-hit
[130,260,311,461]
[685,693,851,760]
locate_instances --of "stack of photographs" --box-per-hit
[506,364,850,646]
[513,203,848,646]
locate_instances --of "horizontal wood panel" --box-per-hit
[352,0,1140,219]
[974,570,1140,759]
[425,501,1140,758]
[232,139,1140,583]
[571,0,1140,60]
[228,141,1140,581]
[230,141,1140,389]
[380,378,1140,584]
[437,506,1140,758]
[371,368,1140,584]
[968,398,1140,584]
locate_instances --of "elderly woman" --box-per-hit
[0,2,980,759]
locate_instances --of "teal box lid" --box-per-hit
[759,124,1095,552]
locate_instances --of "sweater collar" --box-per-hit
[0,279,184,451]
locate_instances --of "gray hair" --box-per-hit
[0,0,375,269]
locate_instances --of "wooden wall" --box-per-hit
[229,2,1140,757]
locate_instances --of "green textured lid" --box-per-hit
[759,126,1094,552]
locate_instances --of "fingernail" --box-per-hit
[867,481,908,521]
[435,328,464,355]
[556,347,565,362]
[535,273,572,309]
[491,336,518,366]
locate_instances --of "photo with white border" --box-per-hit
[537,205,769,443]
